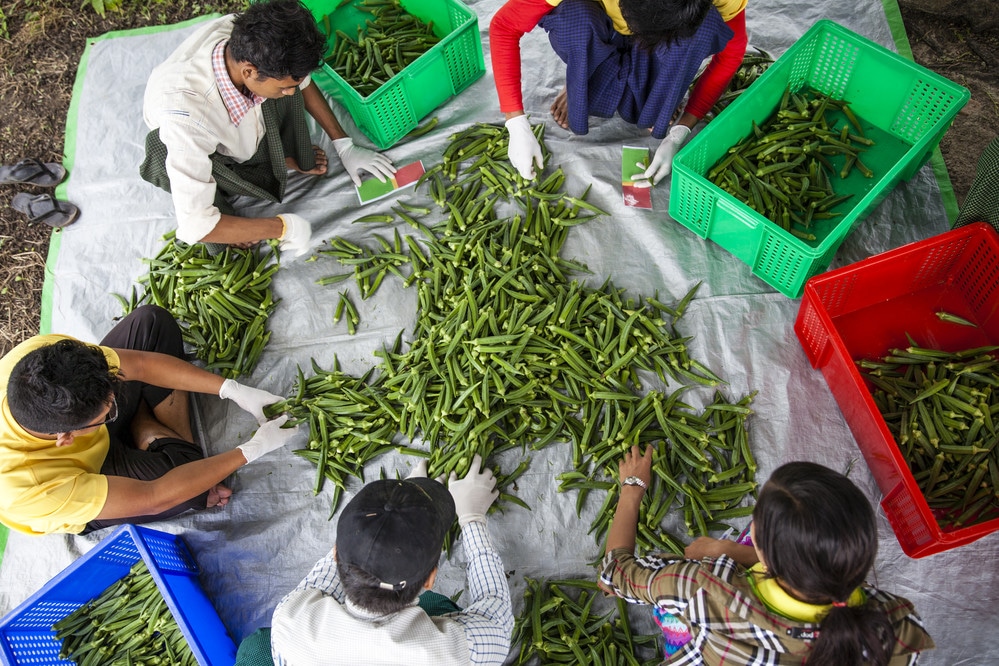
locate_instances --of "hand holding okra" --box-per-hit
[505,114,545,180]
[237,415,299,463]
[617,444,653,488]
[448,454,499,527]
[219,378,285,425]
[277,213,313,259]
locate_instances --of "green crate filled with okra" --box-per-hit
[669,19,968,299]
[305,0,485,149]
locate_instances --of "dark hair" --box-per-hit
[618,0,713,50]
[7,339,120,434]
[228,0,327,81]
[754,462,895,666]
[336,559,430,614]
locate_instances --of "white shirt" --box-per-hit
[270,521,513,666]
[142,16,308,243]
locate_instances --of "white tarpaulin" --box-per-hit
[1,0,996,664]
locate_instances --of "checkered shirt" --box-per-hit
[211,39,264,126]
[271,520,513,665]
[599,549,934,665]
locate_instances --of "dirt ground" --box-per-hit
[0,1,996,356]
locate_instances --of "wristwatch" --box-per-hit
[622,476,648,489]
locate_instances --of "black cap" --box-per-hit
[336,478,455,592]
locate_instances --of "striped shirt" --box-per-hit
[599,549,934,665]
[211,39,264,126]
[271,520,513,665]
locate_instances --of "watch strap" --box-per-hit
[622,475,647,489]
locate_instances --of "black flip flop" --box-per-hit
[12,193,80,228]
[0,158,67,187]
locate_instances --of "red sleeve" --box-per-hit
[489,0,556,114]
[685,9,748,120]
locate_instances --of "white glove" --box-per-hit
[332,137,396,187]
[236,415,298,463]
[643,124,691,185]
[505,115,544,180]
[406,459,428,479]
[276,213,312,259]
[219,378,283,425]
[447,454,499,527]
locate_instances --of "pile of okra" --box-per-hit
[512,578,659,665]
[51,561,196,666]
[708,86,873,241]
[860,341,999,528]
[321,0,441,97]
[266,122,759,552]
[118,232,280,378]
[707,49,774,118]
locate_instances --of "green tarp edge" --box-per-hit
[42,14,222,338]
[881,0,962,224]
[1,13,220,576]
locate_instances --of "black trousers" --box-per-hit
[84,305,208,533]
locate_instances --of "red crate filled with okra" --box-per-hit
[794,222,999,557]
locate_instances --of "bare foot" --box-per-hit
[286,145,328,175]
[550,87,569,129]
[207,484,232,508]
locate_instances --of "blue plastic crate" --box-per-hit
[0,525,236,666]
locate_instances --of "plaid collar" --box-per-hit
[212,39,265,126]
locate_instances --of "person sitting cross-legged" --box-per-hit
[0,304,298,535]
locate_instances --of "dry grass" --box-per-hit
[0,0,244,356]
[0,233,46,353]
[898,7,999,211]
[0,2,80,355]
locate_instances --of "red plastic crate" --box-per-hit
[794,222,999,557]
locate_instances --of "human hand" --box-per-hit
[684,536,730,560]
[447,454,499,527]
[505,114,544,180]
[643,124,691,185]
[276,213,312,259]
[219,378,283,425]
[628,161,653,188]
[332,137,396,187]
[236,415,298,463]
[618,444,653,487]
[406,459,428,479]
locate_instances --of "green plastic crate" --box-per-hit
[305,0,484,150]
[669,19,969,298]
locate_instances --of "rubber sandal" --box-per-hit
[12,193,80,228]
[0,158,67,187]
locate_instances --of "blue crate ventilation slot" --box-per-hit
[0,525,236,666]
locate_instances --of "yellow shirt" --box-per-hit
[547,0,747,35]
[0,335,119,535]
